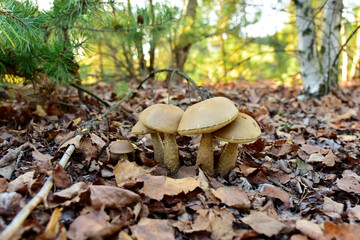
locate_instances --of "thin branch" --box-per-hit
[137,68,207,100]
[70,82,110,107]
[0,9,26,27]
[332,25,360,68]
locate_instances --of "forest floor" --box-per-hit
[0,79,360,240]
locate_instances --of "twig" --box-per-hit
[0,135,81,240]
[138,68,208,100]
[70,82,110,107]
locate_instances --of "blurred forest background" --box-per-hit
[0,0,360,97]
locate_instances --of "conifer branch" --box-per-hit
[0,9,26,27]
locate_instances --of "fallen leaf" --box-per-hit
[323,222,360,240]
[60,135,81,149]
[67,211,108,240]
[90,133,106,148]
[241,211,286,237]
[323,197,344,214]
[32,148,53,162]
[295,220,324,240]
[259,185,290,207]
[348,205,360,221]
[336,176,360,194]
[50,182,88,207]
[113,160,150,187]
[185,209,235,240]
[137,174,201,201]
[0,142,30,167]
[130,218,175,240]
[211,186,250,210]
[307,153,324,163]
[7,171,34,193]
[323,150,339,167]
[53,164,71,188]
[0,178,8,193]
[90,185,140,210]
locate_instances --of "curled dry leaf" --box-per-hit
[241,211,286,237]
[32,148,53,162]
[60,135,81,149]
[137,174,201,201]
[130,218,175,240]
[259,185,290,208]
[0,178,7,193]
[7,171,34,193]
[50,182,88,207]
[90,185,140,210]
[295,220,324,240]
[113,160,150,187]
[211,186,250,210]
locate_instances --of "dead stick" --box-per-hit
[0,135,81,240]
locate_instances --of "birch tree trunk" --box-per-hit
[294,0,323,97]
[320,0,342,92]
[349,7,360,80]
[294,0,342,97]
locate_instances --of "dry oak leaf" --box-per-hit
[67,211,108,240]
[295,220,325,240]
[259,185,290,208]
[211,186,250,210]
[32,148,53,162]
[136,174,201,201]
[6,171,34,193]
[130,218,175,240]
[241,211,286,237]
[185,209,235,240]
[90,185,140,210]
[336,176,360,194]
[113,160,151,187]
[323,221,360,240]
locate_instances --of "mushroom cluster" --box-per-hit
[131,97,261,176]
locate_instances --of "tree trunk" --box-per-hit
[294,0,323,97]
[349,7,360,80]
[148,0,156,73]
[167,0,197,83]
[294,0,342,97]
[320,0,342,92]
[341,18,348,83]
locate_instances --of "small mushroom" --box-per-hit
[108,140,135,162]
[177,97,239,174]
[139,104,184,172]
[132,120,164,164]
[213,113,261,176]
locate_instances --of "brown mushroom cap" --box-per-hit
[109,140,135,154]
[177,97,239,135]
[213,113,261,143]
[131,121,155,135]
[139,104,184,134]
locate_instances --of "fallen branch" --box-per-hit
[70,82,110,107]
[0,135,81,240]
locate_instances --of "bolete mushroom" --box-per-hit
[108,140,135,162]
[139,104,184,172]
[132,120,164,164]
[213,112,261,176]
[177,97,239,174]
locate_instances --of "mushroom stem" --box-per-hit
[196,133,214,174]
[150,132,164,164]
[216,143,239,176]
[163,134,180,172]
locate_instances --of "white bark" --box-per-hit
[294,0,342,96]
[294,0,323,96]
[320,0,342,89]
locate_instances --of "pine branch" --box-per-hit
[0,8,26,27]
